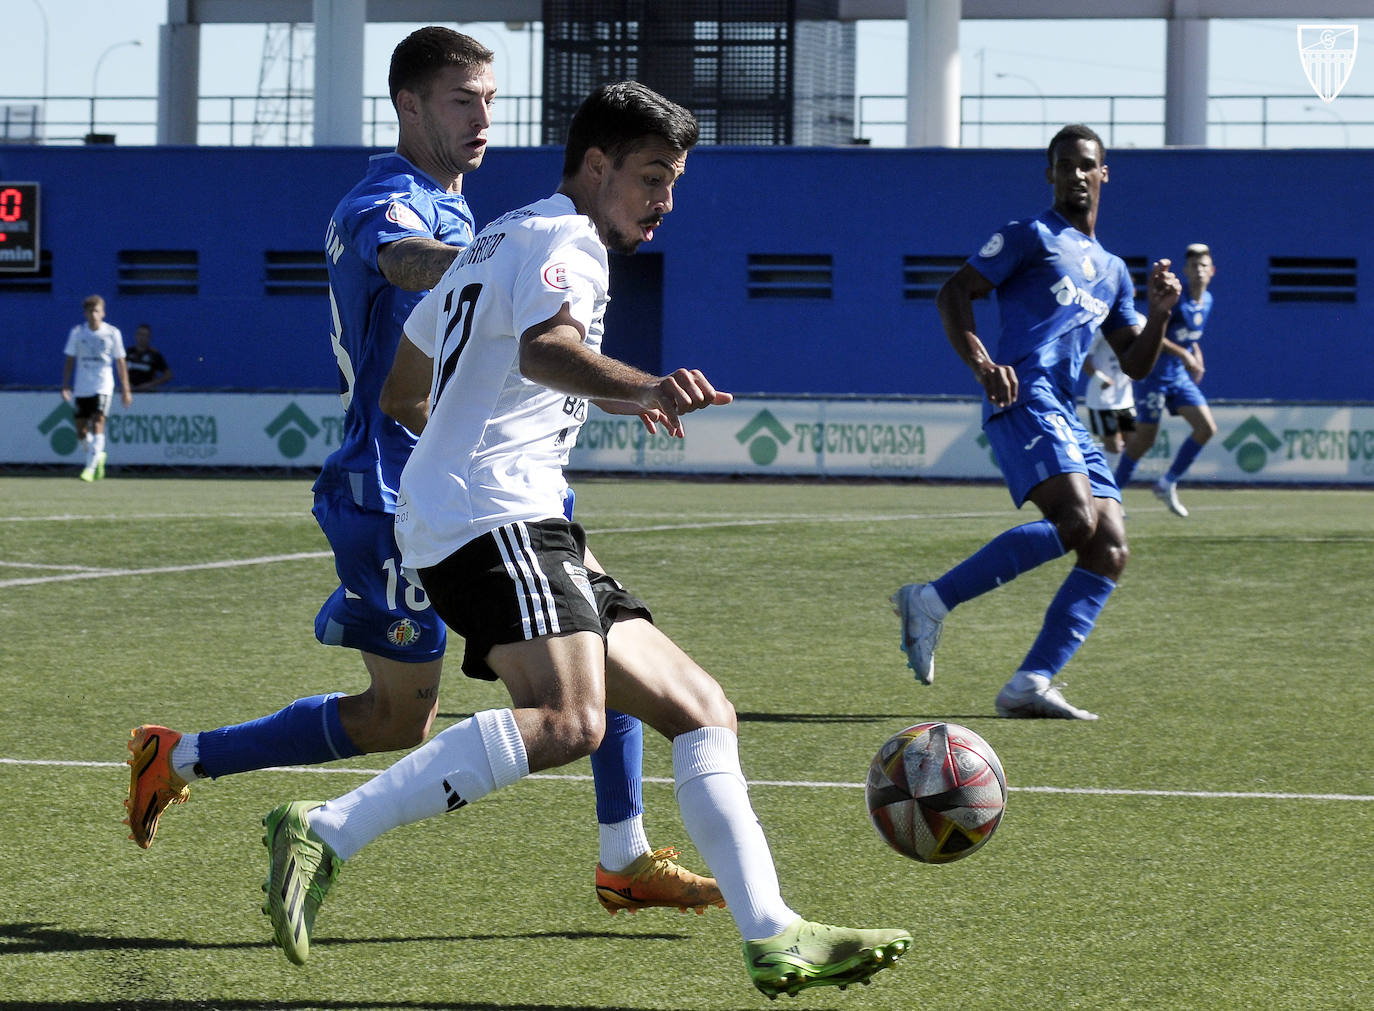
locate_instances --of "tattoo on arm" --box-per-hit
[378,238,461,292]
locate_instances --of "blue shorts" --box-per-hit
[312,493,446,662]
[985,399,1120,506]
[1134,376,1207,425]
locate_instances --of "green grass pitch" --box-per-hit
[1,474,1371,1009]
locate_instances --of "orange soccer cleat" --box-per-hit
[595,845,725,915]
[123,725,190,848]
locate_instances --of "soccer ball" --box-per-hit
[865,722,1007,864]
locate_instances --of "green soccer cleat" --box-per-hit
[743,918,912,999]
[93,451,107,480]
[261,801,339,966]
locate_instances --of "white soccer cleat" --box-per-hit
[995,672,1098,721]
[891,583,941,685]
[1152,478,1189,517]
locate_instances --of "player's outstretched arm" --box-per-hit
[1110,259,1182,380]
[936,264,1016,408]
[520,306,731,437]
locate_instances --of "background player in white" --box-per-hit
[259,81,911,998]
[1114,243,1218,517]
[893,124,1180,719]
[1082,328,1136,475]
[61,294,132,482]
[122,30,715,917]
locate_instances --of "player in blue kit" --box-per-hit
[893,124,1181,719]
[124,27,718,915]
[1114,243,1218,517]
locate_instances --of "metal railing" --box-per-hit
[2,93,1370,148]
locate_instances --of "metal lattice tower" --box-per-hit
[253,23,314,145]
[541,0,855,147]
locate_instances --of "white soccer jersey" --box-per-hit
[1083,330,1134,412]
[63,322,125,397]
[395,192,607,569]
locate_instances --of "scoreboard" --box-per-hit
[0,182,40,273]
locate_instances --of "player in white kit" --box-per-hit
[61,294,132,480]
[260,81,911,999]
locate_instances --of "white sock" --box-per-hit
[93,432,106,455]
[171,732,203,781]
[310,708,527,861]
[1008,670,1050,693]
[673,726,797,941]
[83,435,95,466]
[598,815,652,872]
[919,582,949,620]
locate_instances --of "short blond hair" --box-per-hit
[82,294,105,311]
[1185,243,1211,261]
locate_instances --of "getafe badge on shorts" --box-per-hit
[1298,25,1357,103]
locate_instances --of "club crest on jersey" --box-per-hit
[1081,256,1097,280]
[563,561,596,609]
[386,618,421,647]
[1193,311,1203,327]
[978,233,1004,258]
[386,201,427,232]
[543,262,571,289]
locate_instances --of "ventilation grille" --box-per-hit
[747,253,832,299]
[902,255,964,300]
[1121,255,1149,300]
[1268,256,1356,303]
[265,250,329,296]
[117,249,198,295]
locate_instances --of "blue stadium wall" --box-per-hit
[1,144,1370,401]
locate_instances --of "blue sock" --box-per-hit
[932,519,1066,610]
[1115,454,1140,488]
[590,709,644,824]
[1165,436,1204,483]
[197,693,362,778]
[1018,567,1117,677]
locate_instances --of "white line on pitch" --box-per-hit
[0,511,312,523]
[0,551,332,589]
[4,757,1369,803]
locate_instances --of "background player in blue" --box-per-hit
[124,27,717,915]
[892,124,1181,719]
[1114,243,1218,517]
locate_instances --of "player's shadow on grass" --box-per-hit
[438,710,954,724]
[0,920,683,956]
[0,1003,701,1011]
[737,710,994,724]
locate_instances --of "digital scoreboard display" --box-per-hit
[0,182,40,273]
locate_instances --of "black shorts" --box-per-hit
[1086,406,1136,439]
[417,518,653,681]
[72,394,111,422]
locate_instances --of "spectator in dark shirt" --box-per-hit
[125,323,172,391]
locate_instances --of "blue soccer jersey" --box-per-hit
[313,152,476,513]
[968,209,1141,421]
[1148,290,1212,386]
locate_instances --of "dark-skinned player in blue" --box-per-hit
[893,123,1181,719]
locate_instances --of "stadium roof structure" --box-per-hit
[157,0,1374,147]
